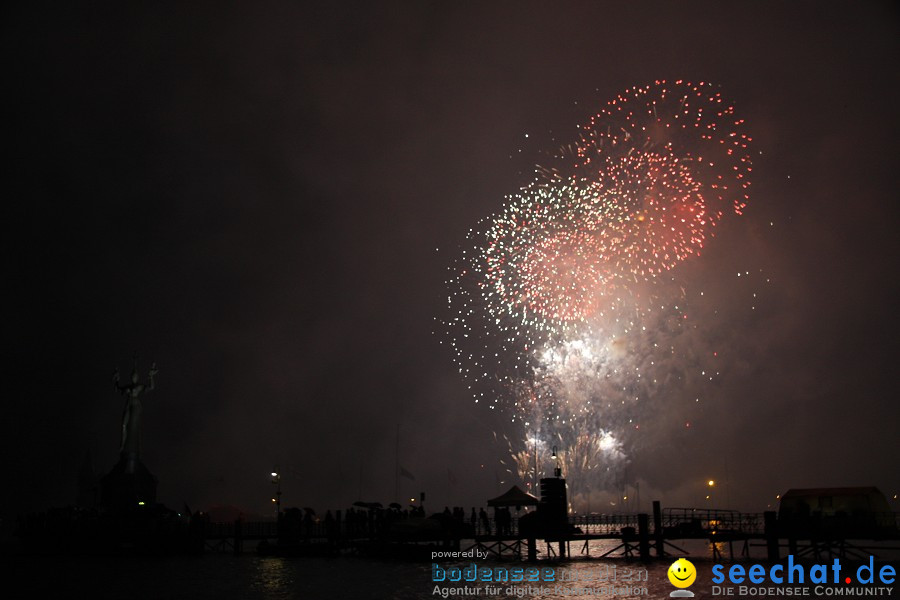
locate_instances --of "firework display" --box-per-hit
[482,179,616,332]
[574,80,752,216]
[442,80,754,504]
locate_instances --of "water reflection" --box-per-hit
[11,540,897,600]
[253,557,295,599]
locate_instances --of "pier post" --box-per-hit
[233,517,244,556]
[527,538,537,561]
[764,511,778,562]
[638,513,650,561]
[653,501,664,558]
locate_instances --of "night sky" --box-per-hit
[5,1,899,524]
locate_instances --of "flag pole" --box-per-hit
[395,424,400,501]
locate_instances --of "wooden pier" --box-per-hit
[200,502,900,561]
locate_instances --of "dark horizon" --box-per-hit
[5,1,899,527]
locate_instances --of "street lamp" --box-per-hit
[271,471,282,521]
[551,446,561,478]
[704,479,715,504]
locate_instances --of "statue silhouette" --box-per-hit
[113,357,157,474]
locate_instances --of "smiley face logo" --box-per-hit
[668,558,697,588]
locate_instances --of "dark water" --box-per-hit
[9,553,666,599]
[8,539,898,599]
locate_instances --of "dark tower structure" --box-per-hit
[538,477,568,533]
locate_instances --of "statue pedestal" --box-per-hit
[99,456,158,512]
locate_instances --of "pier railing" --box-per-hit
[662,508,765,535]
[206,520,279,539]
[201,509,767,541]
[201,510,900,548]
[569,513,642,535]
